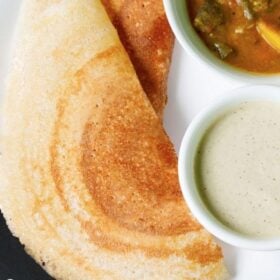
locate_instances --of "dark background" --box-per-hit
[0,212,53,280]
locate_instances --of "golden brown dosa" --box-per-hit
[0,0,228,279]
[101,0,174,117]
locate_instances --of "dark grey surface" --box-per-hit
[0,211,53,280]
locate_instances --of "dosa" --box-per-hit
[0,0,228,279]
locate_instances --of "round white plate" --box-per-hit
[1,1,280,279]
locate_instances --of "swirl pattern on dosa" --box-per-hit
[0,0,228,279]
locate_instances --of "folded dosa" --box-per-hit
[101,0,173,117]
[0,0,228,279]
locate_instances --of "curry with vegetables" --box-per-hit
[188,0,280,73]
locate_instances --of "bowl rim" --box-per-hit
[178,85,280,251]
[163,0,280,82]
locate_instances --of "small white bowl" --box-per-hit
[178,85,280,250]
[163,0,280,82]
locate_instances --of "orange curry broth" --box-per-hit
[188,0,280,73]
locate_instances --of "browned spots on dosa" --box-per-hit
[83,221,174,257]
[184,239,223,265]
[84,221,218,264]
[50,98,70,212]
[81,95,201,236]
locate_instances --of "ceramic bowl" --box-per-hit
[163,0,280,82]
[178,85,280,250]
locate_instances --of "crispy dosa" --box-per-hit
[0,0,228,279]
[101,0,173,117]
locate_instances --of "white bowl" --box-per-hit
[178,85,280,250]
[163,0,280,82]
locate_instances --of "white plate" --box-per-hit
[1,1,280,279]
